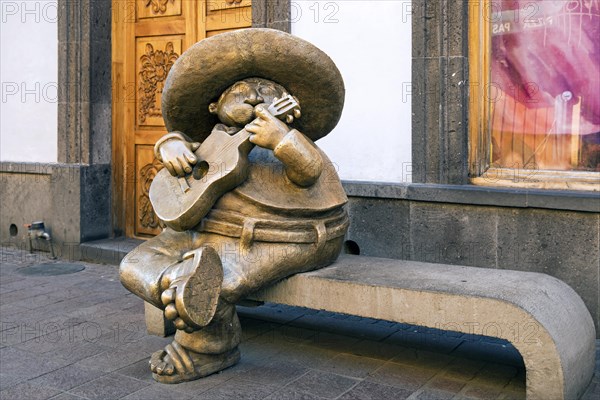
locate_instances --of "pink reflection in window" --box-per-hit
[490,0,600,171]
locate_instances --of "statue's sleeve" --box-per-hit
[273,129,324,187]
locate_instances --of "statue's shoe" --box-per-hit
[172,246,223,329]
[150,341,240,384]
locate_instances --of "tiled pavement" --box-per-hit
[0,247,598,400]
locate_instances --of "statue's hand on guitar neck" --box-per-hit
[268,94,302,125]
[158,136,201,178]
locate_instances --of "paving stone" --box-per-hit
[57,292,123,313]
[0,371,28,390]
[348,339,405,361]
[0,284,56,305]
[0,303,30,318]
[85,327,145,350]
[263,387,326,399]
[413,387,455,400]
[0,321,51,346]
[316,353,385,378]
[275,323,318,342]
[0,273,21,285]
[238,359,308,386]
[120,334,171,354]
[0,380,63,400]
[307,332,361,352]
[210,354,266,381]
[15,329,88,355]
[238,339,284,365]
[242,326,316,353]
[471,363,519,387]
[284,370,359,399]
[75,348,149,372]
[2,315,88,347]
[366,362,436,391]
[337,380,412,400]
[291,313,402,341]
[425,375,466,393]
[123,383,194,399]
[28,364,105,391]
[390,348,455,370]
[385,329,464,354]
[0,346,70,380]
[44,339,112,363]
[19,291,84,310]
[169,368,231,395]
[458,383,504,399]
[115,358,155,383]
[440,358,485,381]
[48,393,87,400]
[196,378,280,399]
[239,317,278,341]
[496,388,526,400]
[68,373,150,400]
[271,342,338,369]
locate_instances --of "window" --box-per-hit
[469,0,600,190]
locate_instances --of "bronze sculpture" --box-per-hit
[120,28,348,383]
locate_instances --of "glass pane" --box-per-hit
[490,0,600,171]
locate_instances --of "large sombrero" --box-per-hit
[161,28,344,142]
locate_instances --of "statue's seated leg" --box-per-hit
[142,234,344,384]
[120,228,203,307]
[149,300,242,384]
[159,246,223,331]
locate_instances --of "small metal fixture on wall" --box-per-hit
[25,221,56,259]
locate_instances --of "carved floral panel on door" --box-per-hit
[136,145,165,235]
[136,37,182,127]
[138,0,182,19]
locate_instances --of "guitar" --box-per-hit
[149,95,300,231]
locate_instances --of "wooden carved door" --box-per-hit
[112,0,252,238]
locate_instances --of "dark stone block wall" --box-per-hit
[345,189,600,335]
[0,163,112,259]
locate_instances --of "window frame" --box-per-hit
[467,0,600,191]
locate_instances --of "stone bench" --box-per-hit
[144,255,596,399]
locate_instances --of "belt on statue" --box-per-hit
[198,209,349,251]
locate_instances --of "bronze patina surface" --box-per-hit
[161,28,345,142]
[119,28,349,383]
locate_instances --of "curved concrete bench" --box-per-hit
[249,256,595,400]
[145,255,595,399]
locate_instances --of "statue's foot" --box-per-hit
[149,340,240,384]
[161,246,223,331]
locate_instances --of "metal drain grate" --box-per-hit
[17,263,85,276]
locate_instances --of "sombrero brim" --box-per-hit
[161,28,345,142]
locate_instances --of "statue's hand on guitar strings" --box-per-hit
[246,94,301,150]
[160,138,201,177]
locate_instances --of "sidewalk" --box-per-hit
[1,247,598,400]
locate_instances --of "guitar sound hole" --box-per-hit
[193,161,210,180]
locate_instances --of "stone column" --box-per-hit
[252,0,291,33]
[412,0,469,184]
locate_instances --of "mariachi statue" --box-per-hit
[120,28,348,383]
